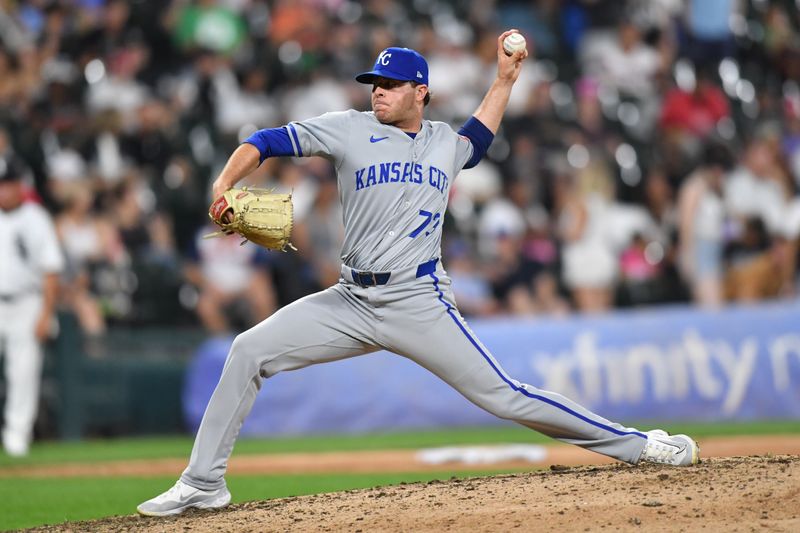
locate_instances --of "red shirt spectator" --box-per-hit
[660,80,730,138]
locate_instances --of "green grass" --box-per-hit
[1,420,797,468]
[0,420,797,531]
[0,471,516,531]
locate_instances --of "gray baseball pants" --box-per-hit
[181,261,647,490]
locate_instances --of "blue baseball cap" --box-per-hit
[355,47,429,86]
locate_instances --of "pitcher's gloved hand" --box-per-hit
[206,187,296,251]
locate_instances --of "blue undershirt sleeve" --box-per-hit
[242,127,297,165]
[457,116,494,169]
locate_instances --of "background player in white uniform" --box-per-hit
[0,156,64,457]
[138,31,699,517]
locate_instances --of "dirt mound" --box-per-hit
[26,455,799,532]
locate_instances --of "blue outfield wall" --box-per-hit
[183,300,800,436]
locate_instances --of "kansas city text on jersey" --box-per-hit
[354,162,449,193]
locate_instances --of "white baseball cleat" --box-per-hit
[2,433,29,457]
[638,430,699,466]
[137,480,231,516]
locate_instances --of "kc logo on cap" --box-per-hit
[355,47,429,86]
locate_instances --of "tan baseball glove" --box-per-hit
[206,187,296,251]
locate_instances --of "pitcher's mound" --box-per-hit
[29,455,800,532]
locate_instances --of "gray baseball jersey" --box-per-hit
[180,110,649,491]
[288,110,469,271]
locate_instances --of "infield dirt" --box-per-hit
[25,454,800,532]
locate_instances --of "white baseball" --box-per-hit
[502,32,526,56]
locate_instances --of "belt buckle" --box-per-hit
[353,270,374,287]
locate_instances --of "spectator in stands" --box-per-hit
[85,37,151,128]
[122,99,184,185]
[169,1,246,55]
[782,88,800,190]
[723,216,783,302]
[88,109,126,185]
[530,270,570,317]
[677,142,733,308]
[213,67,279,146]
[660,65,731,142]
[618,232,665,306]
[725,135,790,237]
[555,169,618,313]
[581,16,663,102]
[0,47,18,107]
[111,179,175,264]
[55,183,126,335]
[487,228,540,315]
[445,239,499,318]
[643,166,678,241]
[574,76,605,142]
[681,0,736,67]
[640,166,686,302]
[782,97,800,274]
[521,205,559,278]
[185,226,276,335]
[292,163,345,290]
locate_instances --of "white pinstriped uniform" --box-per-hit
[0,202,63,455]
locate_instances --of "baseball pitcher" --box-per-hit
[138,30,699,517]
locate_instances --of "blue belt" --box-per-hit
[350,258,438,287]
[351,270,391,287]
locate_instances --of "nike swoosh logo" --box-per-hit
[370,135,389,143]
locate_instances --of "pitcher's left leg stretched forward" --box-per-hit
[379,273,647,463]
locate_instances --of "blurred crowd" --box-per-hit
[1,0,800,336]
